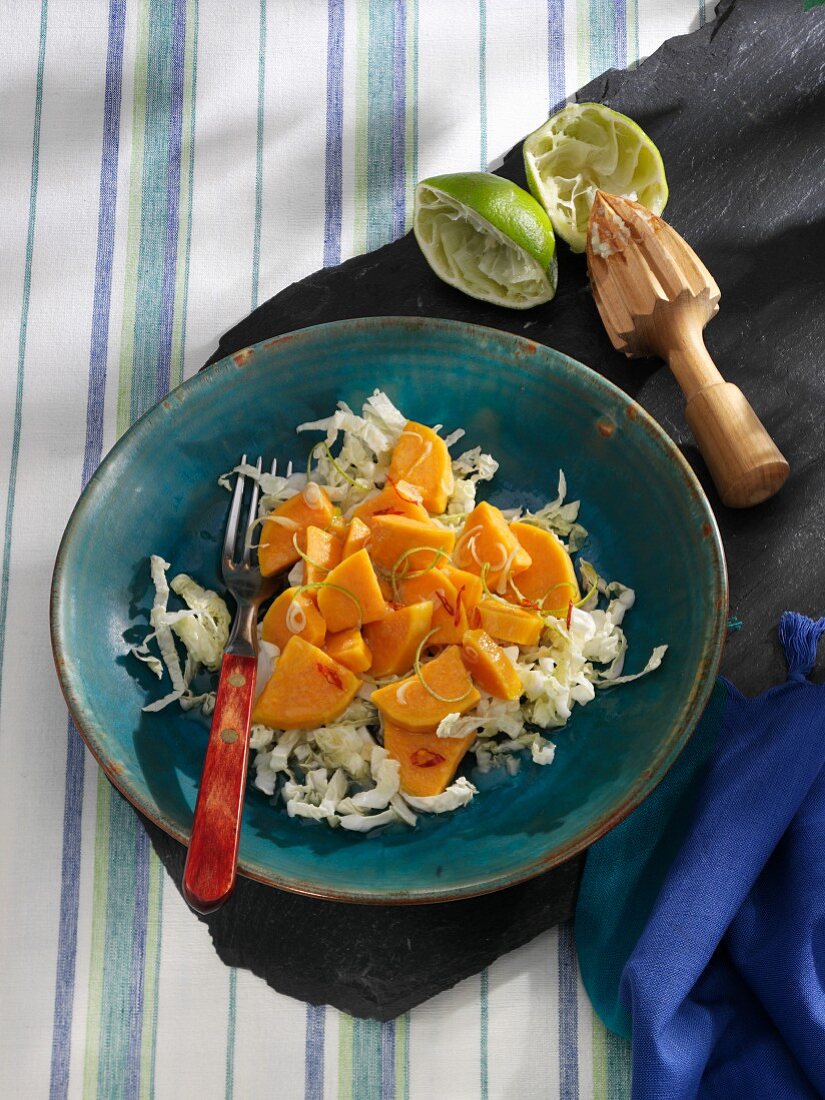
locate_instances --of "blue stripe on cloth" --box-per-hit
[98,1,187,1092]
[480,968,489,1100]
[613,0,627,69]
[558,923,579,1100]
[390,0,406,239]
[323,0,345,267]
[154,0,186,399]
[478,0,487,169]
[380,1019,395,1099]
[0,0,48,712]
[48,3,127,1091]
[251,0,267,308]
[547,0,565,113]
[304,1004,325,1099]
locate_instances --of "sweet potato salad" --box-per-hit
[131,392,666,831]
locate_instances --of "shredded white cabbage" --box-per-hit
[132,390,668,833]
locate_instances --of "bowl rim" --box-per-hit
[50,315,728,904]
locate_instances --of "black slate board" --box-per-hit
[146,0,825,1020]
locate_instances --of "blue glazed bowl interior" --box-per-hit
[51,318,726,902]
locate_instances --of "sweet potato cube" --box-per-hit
[508,522,579,609]
[462,629,522,700]
[398,568,468,645]
[325,627,372,674]
[383,719,475,797]
[362,601,433,678]
[387,421,453,514]
[441,563,484,616]
[302,525,343,587]
[371,645,480,731]
[261,586,327,651]
[342,516,371,558]
[369,515,455,574]
[252,636,360,729]
[259,486,335,577]
[453,501,531,591]
[317,548,386,632]
[478,598,543,647]
[351,483,430,526]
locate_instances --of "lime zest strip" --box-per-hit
[389,545,449,599]
[309,440,369,491]
[412,628,472,704]
[291,531,327,574]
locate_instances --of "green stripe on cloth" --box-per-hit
[353,0,369,255]
[627,0,639,67]
[480,967,489,1099]
[365,0,395,250]
[404,0,418,226]
[225,968,237,1099]
[251,0,267,310]
[82,776,112,1098]
[394,1013,409,1100]
[576,0,590,88]
[139,851,164,1100]
[478,0,487,169]
[0,0,48,709]
[338,1013,354,1100]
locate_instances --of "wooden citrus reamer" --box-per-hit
[586,192,789,508]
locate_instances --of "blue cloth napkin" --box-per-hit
[575,612,825,1099]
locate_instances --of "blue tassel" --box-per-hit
[778,612,825,680]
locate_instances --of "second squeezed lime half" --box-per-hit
[414,172,557,309]
[524,103,668,253]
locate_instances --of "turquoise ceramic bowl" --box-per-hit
[51,317,726,903]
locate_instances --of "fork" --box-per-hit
[183,456,279,913]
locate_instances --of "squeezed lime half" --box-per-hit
[524,102,668,253]
[413,172,557,309]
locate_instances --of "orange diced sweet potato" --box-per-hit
[252,636,360,729]
[453,501,531,591]
[508,522,579,609]
[478,598,543,647]
[362,601,434,678]
[371,645,480,731]
[383,719,475,797]
[462,629,522,700]
[261,586,327,651]
[325,627,372,673]
[316,548,386,632]
[387,421,453,514]
[259,486,334,577]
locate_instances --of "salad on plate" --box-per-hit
[129,390,666,832]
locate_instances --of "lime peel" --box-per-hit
[412,628,473,705]
[523,102,668,253]
[414,172,557,310]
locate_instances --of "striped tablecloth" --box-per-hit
[2,2,713,1096]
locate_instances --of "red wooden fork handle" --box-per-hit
[183,653,258,914]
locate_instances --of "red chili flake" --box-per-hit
[410,748,446,768]
[565,600,574,630]
[317,663,344,690]
[387,599,404,611]
[373,507,404,517]
[454,586,465,627]
[434,589,455,616]
[471,607,482,629]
